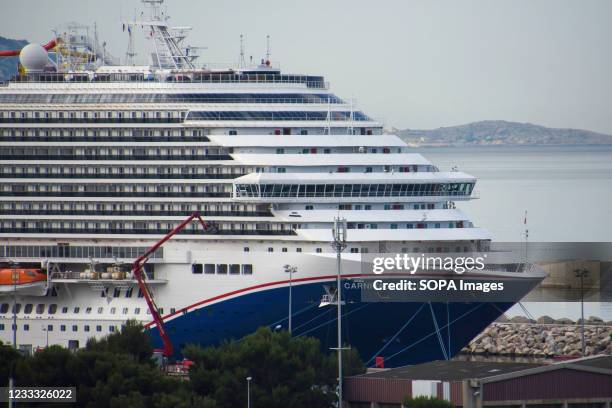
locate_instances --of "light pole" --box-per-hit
[283,265,297,334]
[331,217,347,408]
[574,268,589,356]
[10,260,17,349]
[246,376,252,408]
[9,261,17,408]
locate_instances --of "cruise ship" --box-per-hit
[0,1,545,367]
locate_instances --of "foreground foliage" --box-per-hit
[0,322,364,407]
[404,395,455,408]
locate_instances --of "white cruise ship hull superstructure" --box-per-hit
[0,3,545,367]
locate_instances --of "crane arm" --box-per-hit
[131,212,213,357]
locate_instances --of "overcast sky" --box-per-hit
[1,0,611,134]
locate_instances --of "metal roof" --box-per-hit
[482,354,612,383]
[356,359,544,381]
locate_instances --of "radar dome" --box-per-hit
[19,43,49,72]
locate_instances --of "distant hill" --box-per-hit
[0,36,28,82]
[397,120,612,146]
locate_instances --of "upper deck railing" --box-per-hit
[1,72,329,89]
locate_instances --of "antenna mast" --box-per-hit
[124,0,199,69]
[239,34,246,68]
[265,34,271,62]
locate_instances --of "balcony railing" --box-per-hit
[0,136,211,143]
[0,154,233,161]
[0,192,231,198]
[0,227,296,236]
[0,210,273,217]
[0,173,241,180]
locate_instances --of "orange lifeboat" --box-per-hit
[0,268,47,286]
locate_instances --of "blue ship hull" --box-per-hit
[148,280,512,367]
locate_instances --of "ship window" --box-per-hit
[0,303,9,313]
[110,307,116,315]
[204,264,215,274]
[296,248,302,253]
[113,288,121,298]
[316,248,322,253]
[242,264,253,275]
[125,288,133,298]
[192,264,203,274]
[84,325,90,332]
[229,264,240,274]
[48,304,57,314]
[12,304,21,314]
[300,130,308,135]
[243,247,250,252]
[281,248,288,253]
[134,308,140,315]
[23,324,29,331]
[0,324,3,330]
[36,304,45,314]
[96,325,102,332]
[24,304,33,314]
[216,264,228,274]
[350,248,359,253]
[72,325,78,332]
[97,307,103,314]
[85,307,92,314]
[60,325,66,332]
[109,326,115,332]
[122,307,128,315]
[267,247,273,252]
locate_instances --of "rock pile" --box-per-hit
[463,316,612,357]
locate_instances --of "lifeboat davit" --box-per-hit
[0,268,48,296]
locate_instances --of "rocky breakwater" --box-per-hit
[463,316,612,357]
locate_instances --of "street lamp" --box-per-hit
[9,260,17,408]
[246,376,252,408]
[331,217,347,408]
[10,260,17,350]
[283,264,297,334]
[574,268,589,356]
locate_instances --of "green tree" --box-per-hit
[184,327,365,408]
[85,320,153,363]
[403,395,454,408]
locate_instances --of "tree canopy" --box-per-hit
[0,323,364,407]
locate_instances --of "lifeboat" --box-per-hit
[0,268,48,296]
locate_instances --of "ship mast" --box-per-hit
[123,0,199,70]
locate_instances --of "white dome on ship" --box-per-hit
[19,43,49,72]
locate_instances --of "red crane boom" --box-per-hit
[131,212,213,357]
